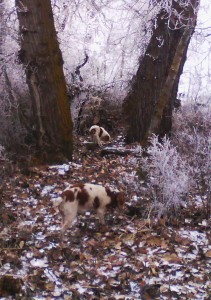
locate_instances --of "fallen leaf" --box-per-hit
[151,267,157,275]
[19,241,24,249]
[80,253,93,260]
[162,253,181,263]
[87,239,97,247]
[146,237,162,247]
[161,240,168,249]
[205,250,211,258]
[45,282,55,292]
[115,242,122,250]
[160,285,168,293]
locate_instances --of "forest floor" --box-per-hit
[0,133,210,300]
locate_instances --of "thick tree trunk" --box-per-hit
[143,27,195,142]
[124,0,199,145]
[15,0,73,163]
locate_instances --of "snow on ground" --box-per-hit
[0,136,210,299]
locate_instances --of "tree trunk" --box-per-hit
[123,0,200,145]
[15,0,73,163]
[143,27,195,144]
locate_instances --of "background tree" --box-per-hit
[0,0,4,55]
[15,0,73,163]
[124,0,200,144]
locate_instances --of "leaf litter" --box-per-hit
[0,135,210,299]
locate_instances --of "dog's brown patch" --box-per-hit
[105,188,118,208]
[101,135,110,142]
[93,196,100,209]
[62,190,75,202]
[77,188,89,206]
[99,127,103,137]
[90,128,96,135]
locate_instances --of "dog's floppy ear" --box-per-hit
[89,127,96,134]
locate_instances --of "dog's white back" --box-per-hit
[89,125,110,146]
[57,183,124,239]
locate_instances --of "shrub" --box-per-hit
[140,135,191,218]
[0,65,31,160]
[172,101,211,217]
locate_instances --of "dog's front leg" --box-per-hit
[96,208,105,225]
[95,135,102,147]
[60,205,78,241]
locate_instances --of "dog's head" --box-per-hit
[89,125,98,135]
[106,188,125,210]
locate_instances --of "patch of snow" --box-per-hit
[34,183,41,188]
[30,257,48,268]
[119,251,128,257]
[138,241,146,248]
[199,219,208,226]
[49,163,69,170]
[44,268,60,284]
[179,230,208,245]
[41,185,57,196]
[69,162,82,168]
[34,232,46,240]
[129,281,141,295]
[26,252,34,259]
[195,195,203,205]
[125,225,137,234]
[170,270,184,279]
[0,263,11,272]
[112,295,135,300]
[53,287,63,297]
[147,248,161,255]
[93,278,101,285]
[4,202,12,208]
[131,195,139,202]
[170,285,182,293]
[48,225,60,231]
[161,261,182,267]
[144,276,161,285]
[18,220,35,227]
[59,265,65,272]
[74,283,87,294]
[97,265,119,278]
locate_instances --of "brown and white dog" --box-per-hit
[55,183,124,239]
[89,125,111,146]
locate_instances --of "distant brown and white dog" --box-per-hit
[55,183,124,239]
[89,125,111,146]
